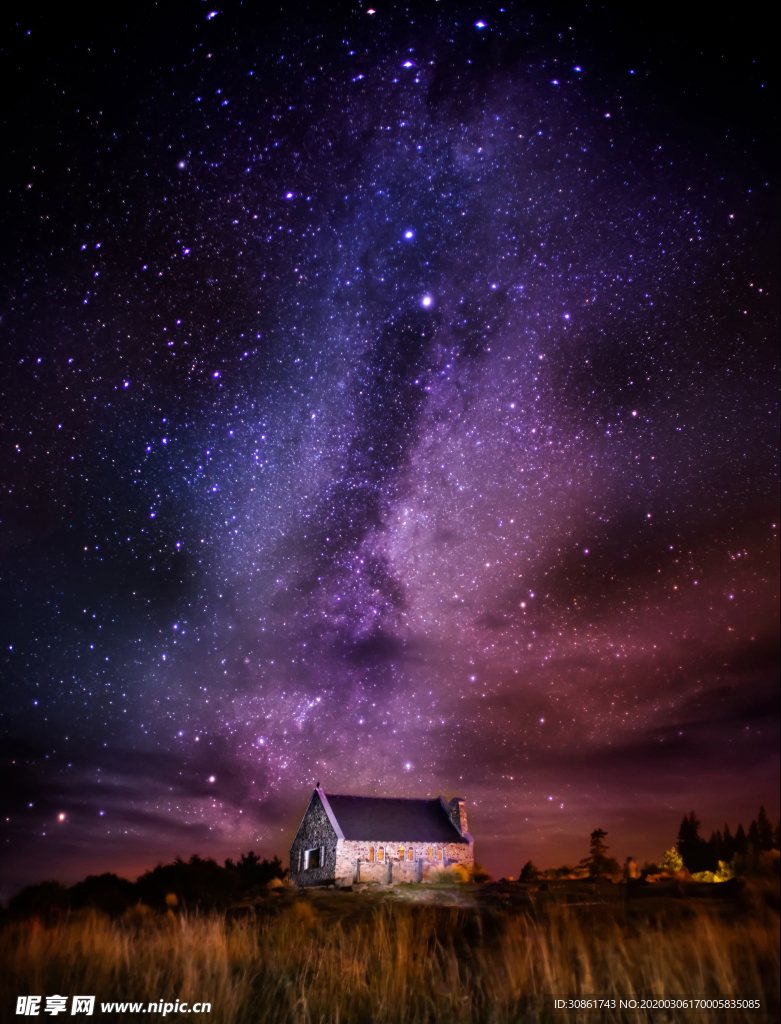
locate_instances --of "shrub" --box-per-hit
[661,848,684,873]
[449,863,471,883]
[471,862,492,884]
[70,873,137,918]
[8,881,70,919]
[519,860,538,882]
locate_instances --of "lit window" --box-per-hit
[378,847,384,862]
[407,848,414,861]
[428,846,433,861]
[398,847,405,860]
[369,846,375,862]
[437,848,443,861]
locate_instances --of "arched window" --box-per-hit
[368,846,375,862]
[437,848,443,861]
[407,847,414,861]
[378,847,384,862]
[398,846,405,860]
[428,846,433,861]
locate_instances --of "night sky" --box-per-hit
[1,1,778,893]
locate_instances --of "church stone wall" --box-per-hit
[289,794,338,887]
[333,838,473,885]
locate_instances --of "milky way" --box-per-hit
[1,1,778,888]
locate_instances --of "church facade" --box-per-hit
[290,785,474,886]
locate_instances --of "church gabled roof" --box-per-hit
[315,786,470,843]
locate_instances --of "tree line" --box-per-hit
[517,806,779,883]
[676,806,778,874]
[5,851,288,920]
[518,828,620,881]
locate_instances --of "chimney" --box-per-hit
[449,797,468,836]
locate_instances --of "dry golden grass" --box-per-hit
[1,887,778,1022]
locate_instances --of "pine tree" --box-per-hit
[734,823,748,856]
[722,824,735,862]
[579,828,611,876]
[677,811,708,873]
[747,818,761,852]
[707,830,723,872]
[677,811,697,853]
[757,807,773,851]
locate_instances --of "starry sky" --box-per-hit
[1,0,778,892]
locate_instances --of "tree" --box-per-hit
[136,854,240,908]
[707,830,723,872]
[8,881,70,919]
[747,818,761,853]
[591,828,609,863]
[580,828,613,876]
[757,807,774,852]
[661,848,683,873]
[70,873,136,918]
[677,812,709,873]
[722,824,735,863]
[519,860,538,882]
[224,852,288,888]
[734,823,748,856]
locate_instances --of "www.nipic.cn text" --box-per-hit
[16,996,212,1016]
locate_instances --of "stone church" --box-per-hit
[290,785,474,886]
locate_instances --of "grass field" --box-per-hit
[1,881,778,1023]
